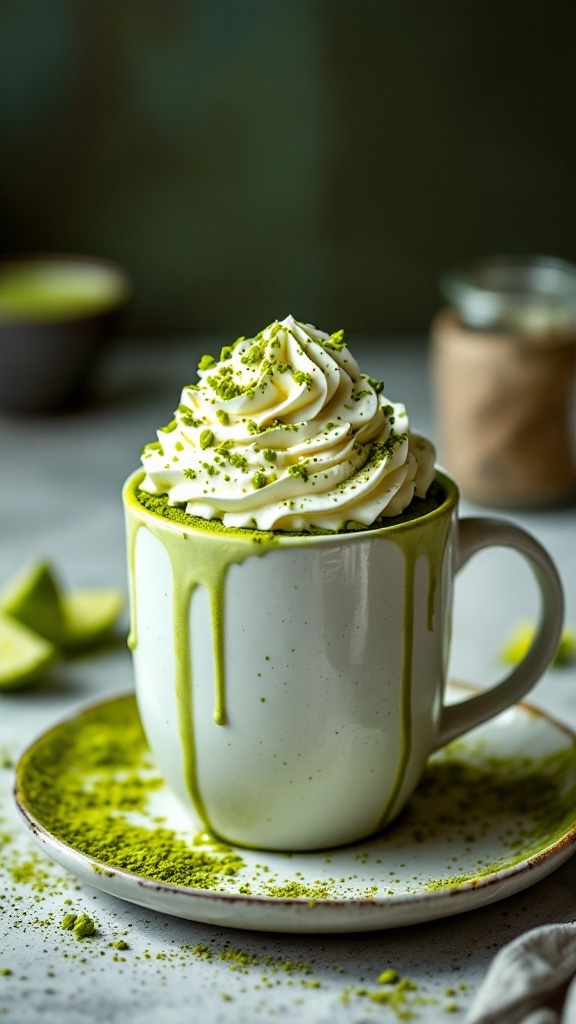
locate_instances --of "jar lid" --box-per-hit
[441,255,576,334]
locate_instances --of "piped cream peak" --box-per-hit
[138,316,436,532]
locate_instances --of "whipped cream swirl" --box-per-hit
[139,315,435,531]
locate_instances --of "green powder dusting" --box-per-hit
[263,880,333,900]
[16,696,245,890]
[9,859,52,889]
[191,943,213,960]
[188,942,315,978]
[340,975,430,1019]
[5,720,480,1015]
[219,948,259,967]
[135,483,445,539]
[411,742,576,890]
[15,690,576,905]
[134,489,277,544]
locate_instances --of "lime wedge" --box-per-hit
[0,561,64,645]
[501,621,576,667]
[1,561,125,653]
[0,613,59,690]
[60,589,125,652]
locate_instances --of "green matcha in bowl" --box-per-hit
[123,315,564,851]
[0,253,130,414]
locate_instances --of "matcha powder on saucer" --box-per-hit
[16,696,245,889]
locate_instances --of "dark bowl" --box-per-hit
[0,253,131,414]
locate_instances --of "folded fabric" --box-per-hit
[465,923,576,1024]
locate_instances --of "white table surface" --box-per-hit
[0,335,575,1024]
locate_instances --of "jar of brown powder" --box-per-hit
[431,255,576,507]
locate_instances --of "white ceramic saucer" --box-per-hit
[14,684,576,934]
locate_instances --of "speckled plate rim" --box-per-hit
[14,685,576,934]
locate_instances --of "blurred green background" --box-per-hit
[1,0,575,336]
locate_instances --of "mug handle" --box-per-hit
[435,517,564,750]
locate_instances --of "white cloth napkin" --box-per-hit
[465,924,576,1024]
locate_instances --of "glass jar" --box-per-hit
[431,255,576,507]
[441,255,576,335]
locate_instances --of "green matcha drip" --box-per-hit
[375,510,452,830]
[171,569,209,826]
[125,489,276,829]
[207,580,226,726]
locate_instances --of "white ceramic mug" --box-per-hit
[123,468,564,852]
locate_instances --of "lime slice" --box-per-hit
[501,621,576,667]
[0,613,59,690]
[60,589,125,653]
[0,562,64,645]
[1,561,125,653]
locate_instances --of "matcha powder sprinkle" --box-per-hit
[16,696,245,889]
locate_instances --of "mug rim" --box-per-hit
[123,467,459,547]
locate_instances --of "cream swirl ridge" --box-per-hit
[139,315,435,531]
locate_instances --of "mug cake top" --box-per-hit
[139,315,435,532]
